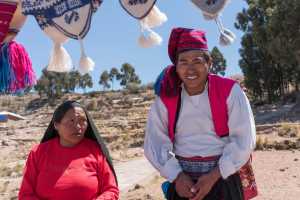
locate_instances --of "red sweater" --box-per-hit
[19,137,119,200]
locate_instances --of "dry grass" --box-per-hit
[0,181,9,193]
[0,163,24,178]
[278,123,299,137]
[256,136,269,150]
[86,99,98,111]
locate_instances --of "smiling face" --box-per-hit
[55,107,88,147]
[176,50,211,95]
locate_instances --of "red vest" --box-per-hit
[156,67,258,199]
[160,73,235,142]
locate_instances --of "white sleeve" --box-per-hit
[218,83,256,179]
[144,97,182,182]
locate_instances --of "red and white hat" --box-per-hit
[168,27,209,64]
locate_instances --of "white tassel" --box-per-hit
[43,27,73,72]
[47,42,72,72]
[219,28,236,46]
[140,5,167,29]
[138,29,162,48]
[78,38,95,75]
[215,17,236,46]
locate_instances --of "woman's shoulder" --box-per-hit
[82,138,102,151]
[30,138,57,154]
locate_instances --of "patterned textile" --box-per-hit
[22,0,102,39]
[176,155,257,200]
[162,155,244,200]
[119,0,156,19]
[0,1,17,43]
[168,27,208,64]
[177,155,220,181]
[238,159,258,200]
[191,0,230,18]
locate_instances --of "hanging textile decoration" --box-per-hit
[0,0,36,94]
[119,0,167,48]
[22,0,102,74]
[191,0,236,46]
[0,0,18,44]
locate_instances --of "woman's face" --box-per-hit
[55,107,88,147]
[176,50,211,95]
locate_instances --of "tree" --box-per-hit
[79,73,93,93]
[117,63,141,88]
[34,74,50,97]
[66,71,81,92]
[109,67,119,90]
[34,68,65,99]
[99,70,111,91]
[235,0,300,103]
[210,47,226,76]
[34,68,93,98]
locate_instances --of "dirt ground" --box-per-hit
[121,150,300,200]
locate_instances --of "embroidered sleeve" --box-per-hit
[144,97,182,182]
[218,84,256,179]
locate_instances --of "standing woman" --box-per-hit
[19,101,119,200]
[144,27,257,200]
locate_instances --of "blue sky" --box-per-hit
[17,0,248,91]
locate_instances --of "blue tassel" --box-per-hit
[0,44,9,93]
[154,68,167,95]
[7,44,17,91]
[0,43,15,93]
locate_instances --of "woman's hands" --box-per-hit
[175,172,195,198]
[174,167,221,200]
[189,167,221,200]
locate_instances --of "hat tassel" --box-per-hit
[137,5,167,48]
[47,42,72,72]
[215,17,236,46]
[43,27,72,72]
[138,23,162,48]
[78,37,95,74]
[140,5,167,29]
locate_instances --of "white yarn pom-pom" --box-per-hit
[140,6,167,29]
[47,43,72,72]
[43,27,73,72]
[138,29,162,48]
[219,28,236,46]
[78,55,95,75]
[78,38,95,74]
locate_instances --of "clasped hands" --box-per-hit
[174,167,221,200]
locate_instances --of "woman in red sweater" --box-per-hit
[19,101,119,200]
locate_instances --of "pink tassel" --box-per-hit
[8,41,36,92]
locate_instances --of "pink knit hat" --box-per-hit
[168,27,209,64]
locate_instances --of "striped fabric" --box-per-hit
[0,1,17,43]
[176,155,220,181]
[168,27,209,64]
